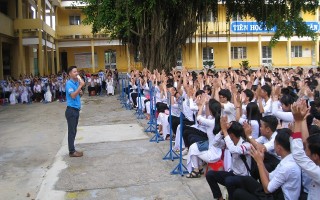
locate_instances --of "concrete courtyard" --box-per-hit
[0,92,226,200]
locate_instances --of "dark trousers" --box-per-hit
[234,176,272,200]
[65,107,80,154]
[206,170,235,199]
[170,116,180,134]
[233,176,284,200]
[183,126,207,148]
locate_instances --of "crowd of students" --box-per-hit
[0,68,119,105]
[124,66,320,200]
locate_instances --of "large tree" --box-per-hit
[81,0,319,71]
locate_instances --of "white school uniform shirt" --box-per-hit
[271,100,294,128]
[221,101,236,122]
[261,98,272,117]
[256,131,281,160]
[268,154,301,200]
[182,97,195,122]
[34,84,41,93]
[239,117,260,139]
[213,134,251,176]
[291,137,320,200]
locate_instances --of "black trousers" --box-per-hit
[65,106,80,154]
[183,126,207,148]
[206,170,235,199]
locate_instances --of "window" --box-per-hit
[176,48,183,67]
[232,14,243,21]
[105,50,116,69]
[231,47,247,59]
[262,46,272,64]
[203,47,214,67]
[202,12,213,22]
[69,15,81,25]
[291,46,302,58]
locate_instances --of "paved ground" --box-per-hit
[0,91,226,200]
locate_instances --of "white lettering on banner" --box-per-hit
[233,24,249,31]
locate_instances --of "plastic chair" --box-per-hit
[204,159,224,176]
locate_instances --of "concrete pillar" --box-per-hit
[195,36,199,69]
[18,0,26,75]
[0,38,3,79]
[38,32,43,76]
[91,39,95,73]
[51,46,55,74]
[258,35,262,67]
[55,42,60,73]
[37,0,41,19]
[316,40,319,66]
[287,39,291,67]
[227,35,231,67]
[126,45,131,72]
[50,6,53,28]
[44,34,48,75]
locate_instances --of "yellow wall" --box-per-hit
[183,44,198,69]
[230,42,260,68]
[272,42,288,66]
[291,42,313,66]
[302,11,316,21]
[213,42,229,68]
[60,45,130,73]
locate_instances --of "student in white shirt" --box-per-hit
[244,115,280,179]
[218,89,236,122]
[206,118,251,200]
[234,128,301,200]
[272,94,295,128]
[185,97,222,178]
[290,101,320,200]
[258,84,272,116]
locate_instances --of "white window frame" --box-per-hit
[291,46,302,58]
[231,47,247,59]
[203,47,214,66]
[262,46,272,64]
[69,15,81,25]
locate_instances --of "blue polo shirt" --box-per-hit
[66,79,81,110]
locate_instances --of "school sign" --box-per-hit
[231,21,319,33]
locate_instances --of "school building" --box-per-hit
[0,0,320,79]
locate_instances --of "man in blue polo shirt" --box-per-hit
[65,66,85,157]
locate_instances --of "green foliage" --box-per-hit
[81,0,319,70]
[239,60,250,70]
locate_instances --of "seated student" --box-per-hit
[186,97,222,178]
[257,84,273,117]
[272,94,295,128]
[290,101,320,200]
[106,74,114,95]
[233,128,301,200]
[206,118,251,200]
[244,115,280,179]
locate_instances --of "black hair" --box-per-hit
[307,133,320,157]
[67,66,77,74]
[246,102,261,121]
[227,121,245,138]
[275,128,291,152]
[280,94,295,107]
[309,125,320,136]
[203,85,212,95]
[218,89,232,101]
[251,85,258,91]
[199,71,204,76]
[208,98,221,135]
[243,89,254,102]
[195,90,205,97]
[261,84,272,97]
[261,115,278,132]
